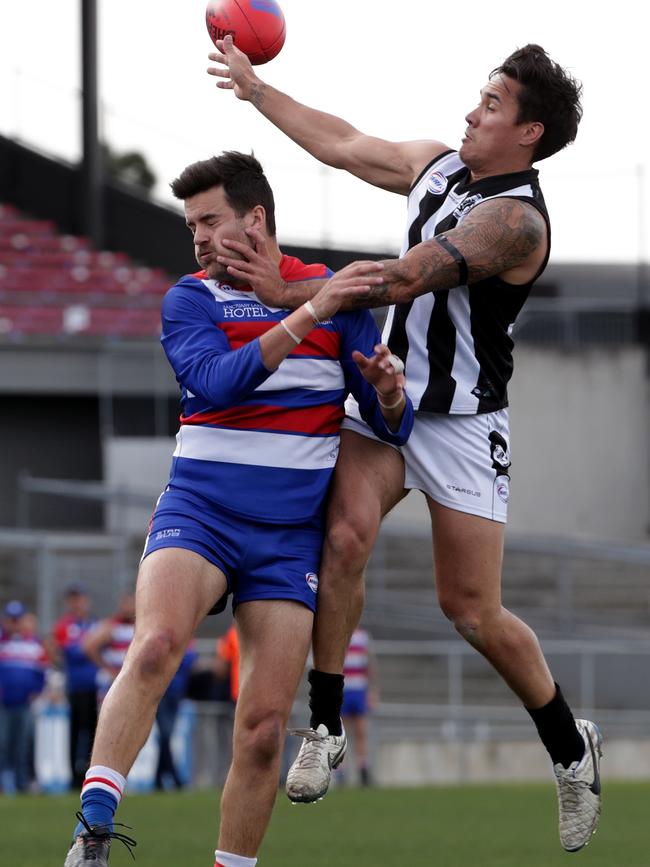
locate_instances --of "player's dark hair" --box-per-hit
[170,151,276,235]
[491,44,583,162]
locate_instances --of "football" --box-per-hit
[206,0,286,65]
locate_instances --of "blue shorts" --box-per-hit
[142,487,323,613]
[341,688,368,717]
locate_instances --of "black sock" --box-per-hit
[308,669,344,735]
[526,682,585,768]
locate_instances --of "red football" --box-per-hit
[206,0,286,65]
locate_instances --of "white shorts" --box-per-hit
[342,399,512,523]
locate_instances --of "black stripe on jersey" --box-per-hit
[454,168,540,197]
[386,301,414,366]
[420,290,458,411]
[469,278,528,413]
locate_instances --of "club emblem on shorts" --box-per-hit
[496,476,510,504]
[305,572,319,593]
[427,171,448,195]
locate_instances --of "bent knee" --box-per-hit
[326,516,377,567]
[129,628,184,680]
[237,712,284,767]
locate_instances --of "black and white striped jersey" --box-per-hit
[384,150,550,415]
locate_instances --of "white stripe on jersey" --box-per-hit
[257,358,345,393]
[447,286,480,413]
[175,424,339,470]
[402,292,435,399]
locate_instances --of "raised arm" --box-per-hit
[208,36,446,195]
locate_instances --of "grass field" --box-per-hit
[2,781,648,867]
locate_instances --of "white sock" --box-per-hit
[214,851,258,867]
[82,765,127,804]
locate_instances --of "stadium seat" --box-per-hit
[0,202,171,337]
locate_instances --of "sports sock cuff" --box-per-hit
[82,765,127,804]
[308,668,345,734]
[525,682,585,767]
[214,850,258,867]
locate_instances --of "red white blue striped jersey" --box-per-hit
[161,255,413,523]
[343,628,370,691]
[100,618,134,671]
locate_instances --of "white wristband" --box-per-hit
[304,300,322,325]
[377,392,405,410]
[280,318,302,344]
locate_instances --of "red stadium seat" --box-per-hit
[0,202,172,338]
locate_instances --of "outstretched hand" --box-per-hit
[353,344,406,397]
[207,35,258,100]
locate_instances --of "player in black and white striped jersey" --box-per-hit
[210,40,603,853]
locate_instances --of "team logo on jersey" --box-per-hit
[223,303,269,319]
[453,193,483,220]
[305,572,319,593]
[427,171,448,195]
[217,282,239,293]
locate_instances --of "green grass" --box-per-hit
[2,781,648,866]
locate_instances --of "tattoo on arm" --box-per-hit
[250,82,266,111]
[348,198,546,308]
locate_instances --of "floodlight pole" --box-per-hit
[81,0,104,249]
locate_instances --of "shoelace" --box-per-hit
[287,728,329,771]
[557,776,589,812]
[75,811,138,860]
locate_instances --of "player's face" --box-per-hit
[184,186,255,282]
[459,75,528,172]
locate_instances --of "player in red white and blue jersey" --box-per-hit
[341,627,377,787]
[52,584,98,787]
[0,600,48,792]
[63,152,412,867]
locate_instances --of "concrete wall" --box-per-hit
[508,346,650,542]
[103,437,175,535]
[385,346,650,543]
[377,738,650,785]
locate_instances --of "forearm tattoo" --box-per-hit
[349,198,545,308]
[250,82,266,110]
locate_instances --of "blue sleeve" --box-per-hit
[160,281,275,409]
[336,311,414,446]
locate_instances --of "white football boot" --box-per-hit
[554,719,603,852]
[285,723,347,803]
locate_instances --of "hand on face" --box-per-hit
[216,227,285,300]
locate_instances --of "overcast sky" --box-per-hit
[1,0,648,262]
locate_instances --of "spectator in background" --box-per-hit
[0,600,48,792]
[155,643,198,791]
[82,592,136,701]
[52,583,98,787]
[215,624,240,704]
[341,626,378,787]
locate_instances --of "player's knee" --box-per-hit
[325,516,374,570]
[238,711,284,768]
[439,591,483,636]
[130,627,183,681]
